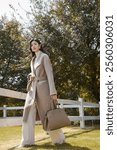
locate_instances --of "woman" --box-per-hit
[18,39,65,147]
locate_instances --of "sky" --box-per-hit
[0,0,31,23]
[0,0,51,27]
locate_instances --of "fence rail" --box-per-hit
[0,88,100,128]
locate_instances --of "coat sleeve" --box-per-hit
[43,54,57,96]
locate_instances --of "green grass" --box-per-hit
[0,125,100,150]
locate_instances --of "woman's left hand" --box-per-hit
[50,94,57,101]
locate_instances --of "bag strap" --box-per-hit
[50,100,60,110]
[45,100,60,116]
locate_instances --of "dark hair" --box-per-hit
[29,39,45,57]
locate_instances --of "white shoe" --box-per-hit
[17,143,35,148]
[54,139,65,145]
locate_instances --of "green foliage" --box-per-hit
[29,0,100,102]
[0,18,31,113]
[0,19,30,92]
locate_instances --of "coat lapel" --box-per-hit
[34,51,43,69]
[31,57,35,76]
[31,51,44,76]
[23,51,45,122]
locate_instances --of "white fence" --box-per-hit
[0,88,100,128]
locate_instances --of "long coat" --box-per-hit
[23,51,57,131]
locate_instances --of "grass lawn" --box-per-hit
[0,125,100,150]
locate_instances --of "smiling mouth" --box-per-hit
[33,48,37,50]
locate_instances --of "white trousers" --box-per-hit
[20,103,65,146]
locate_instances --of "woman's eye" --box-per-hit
[34,43,37,46]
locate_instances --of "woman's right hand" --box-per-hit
[27,74,35,81]
[50,94,57,101]
[29,75,35,81]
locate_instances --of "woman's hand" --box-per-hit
[27,73,35,81]
[50,94,57,101]
[29,76,35,81]
[27,75,35,81]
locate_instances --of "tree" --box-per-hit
[28,0,100,102]
[0,18,30,92]
[0,18,30,114]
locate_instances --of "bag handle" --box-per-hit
[45,100,59,116]
[45,100,60,116]
[50,100,60,110]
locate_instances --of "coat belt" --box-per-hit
[27,76,47,92]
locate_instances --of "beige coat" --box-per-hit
[23,51,57,130]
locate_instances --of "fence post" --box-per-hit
[3,105,7,118]
[79,98,85,128]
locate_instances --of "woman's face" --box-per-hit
[30,41,41,52]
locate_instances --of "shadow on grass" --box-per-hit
[8,142,91,150]
[64,127,98,139]
[8,127,99,150]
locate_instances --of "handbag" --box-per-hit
[44,101,71,131]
